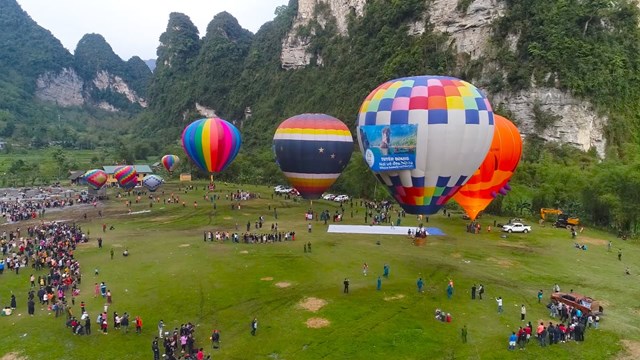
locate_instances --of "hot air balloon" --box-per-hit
[273,114,353,199]
[83,169,108,190]
[161,155,180,173]
[356,75,495,214]
[181,117,241,175]
[142,175,164,192]
[114,165,138,190]
[453,115,522,220]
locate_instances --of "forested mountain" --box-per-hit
[141,0,640,233]
[0,0,151,148]
[4,0,640,232]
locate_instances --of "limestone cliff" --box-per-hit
[279,0,608,156]
[281,0,366,69]
[35,68,84,107]
[93,71,148,109]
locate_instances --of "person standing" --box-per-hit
[343,278,350,293]
[520,304,526,321]
[251,318,258,336]
[10,294,16,309]
[110,248,114,260]
[417,277,424,293]
[307,223,312,233]
[537,290,543,303]
[461,325,468,343]
[307,242,311,252]
[158,320,164,338]
[135,315,143,334]
[471,284,476,300]
[496,297,503,314]
[618,249,622,261]
[362,263,368,276]
[608,241,612,252]
[478,284,484,299]
[383,264,389,278]
[212,329,220,349]
[152,337,160,360]
[446,283,454,299]
[84,315,91,335]
[377,276,382,291]
[27,298,35,316]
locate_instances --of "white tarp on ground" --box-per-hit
[327,225,426,235]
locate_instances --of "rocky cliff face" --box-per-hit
[93,71,148,109]
[281,0,366,69]
[492,88,606,156]
[35,68,84,107]
[35,68,147,111]
[280,0,608,155]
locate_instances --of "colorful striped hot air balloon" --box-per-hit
[83,169,107,190]
[114,165,137,190]
[273,114,353,199]
[142,175,164,192]
[161,155,180,173]
[453,115,522,220]
[356,75,495,215]
[181,118,241,174]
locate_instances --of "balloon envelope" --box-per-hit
[181,117,241,174]
[453,115,522,220]
[273,114,353,199]
[142,175,164,192]
[84,169,107,190]
[356,75,495,214]
[114,165,137,190]
[161,155,180,173]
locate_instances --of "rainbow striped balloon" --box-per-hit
[273,114,353,199]
[181,117,241,174]
[83,169,107,190]
[114,165,137,190]
[161,155,179,173]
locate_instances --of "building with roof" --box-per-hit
[103,165,153,185]
[68,170,85,185]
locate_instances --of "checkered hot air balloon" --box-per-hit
[356,75,495,215]
[114,165,137,190]
[273,114,353,199]
[83,169,107,190]
[453,115,522,220]
[181,118,241,174]
[142,175,164,192]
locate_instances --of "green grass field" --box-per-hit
[0,181,638,359]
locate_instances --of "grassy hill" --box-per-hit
[0,181,638,359]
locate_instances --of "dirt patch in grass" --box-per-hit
[384,294,405,301]
[451,253,462,259]
[275,282,291,288]
[487,257,516,268]
[239,250,249,254]
[580,236,608,246]
[223,217,232,220]
[298,297,327,312]
[261,277,274,281]
[618,340,640,360]
[179,244,190,248]
[1,353,28,360]
[306,317,330,328]
[111,244,123,248]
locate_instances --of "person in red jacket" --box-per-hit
[135,315,143,334]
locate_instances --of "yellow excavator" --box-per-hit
[540,208,579,228]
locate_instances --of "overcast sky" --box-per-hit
[17,0,289,60]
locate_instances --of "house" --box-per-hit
[68,170,85,185]
[180,173,192,182]
[103,165,154,185]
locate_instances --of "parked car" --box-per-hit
[334,195,350,202]
[502,222,532,233]
[322,193,336,200]
[274,185,292,194]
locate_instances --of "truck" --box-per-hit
[540,208,579,228]
[550,292,603,316]
[502,222,532,233]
